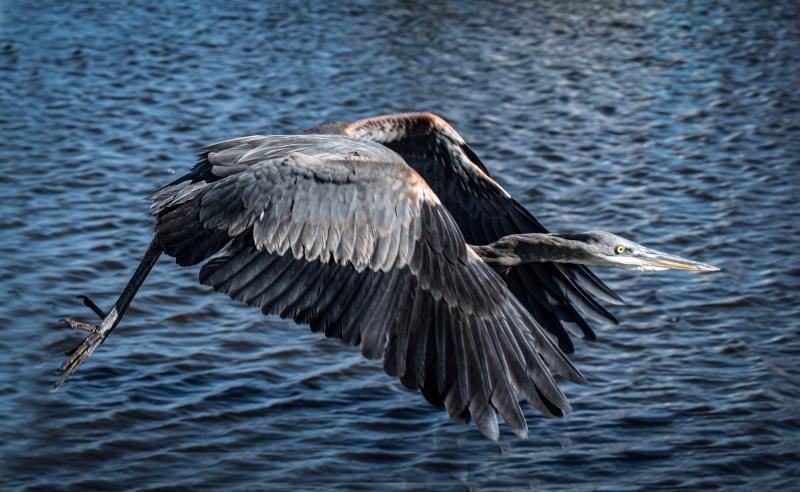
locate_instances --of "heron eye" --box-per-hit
[614,245,626,254]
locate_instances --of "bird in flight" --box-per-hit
[56,112,718,440]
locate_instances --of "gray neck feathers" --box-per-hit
[471,234,591,270]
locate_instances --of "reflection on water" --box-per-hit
[2,0,799,489]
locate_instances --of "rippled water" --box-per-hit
[2,1,799,489]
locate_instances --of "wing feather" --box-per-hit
[151,133,583,439]
[336,113,623,353]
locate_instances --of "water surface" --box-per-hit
[2,1,799,490]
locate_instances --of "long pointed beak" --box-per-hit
[640,249,720,272]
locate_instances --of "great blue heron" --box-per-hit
[56,112,718,440]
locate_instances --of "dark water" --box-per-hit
[2,1,799,489]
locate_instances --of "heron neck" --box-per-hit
[471,233,592,269]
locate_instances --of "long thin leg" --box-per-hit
[54,238,164,390]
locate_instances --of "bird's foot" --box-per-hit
[53,238,163,391]
[54,327,109,390]
[53,296,115,391]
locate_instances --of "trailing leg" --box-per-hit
[54,238,164,390]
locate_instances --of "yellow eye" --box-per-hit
[615,245,626,254]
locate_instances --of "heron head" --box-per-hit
[555,231,719,272]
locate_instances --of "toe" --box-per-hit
[60,318,98,333]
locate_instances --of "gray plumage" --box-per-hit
[56,112,717,440]
[150,133,584,440]
[329,113,625,352]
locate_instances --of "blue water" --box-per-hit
[2,1,799,490]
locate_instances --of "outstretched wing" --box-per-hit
[150,134,586,439]
[330,112,624,354]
